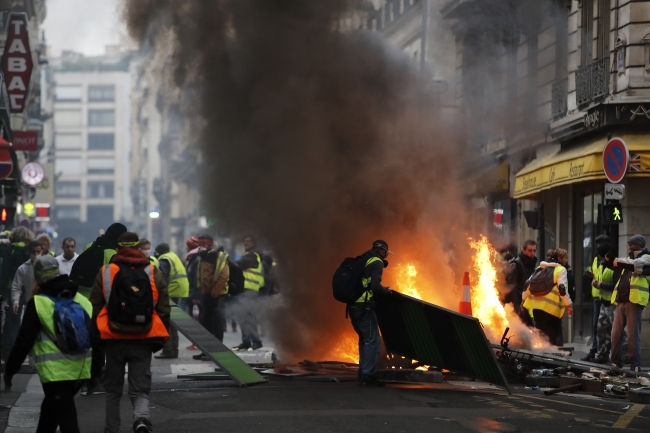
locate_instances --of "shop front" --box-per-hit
[514,133,650,357]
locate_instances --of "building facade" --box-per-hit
[44,48,133,247]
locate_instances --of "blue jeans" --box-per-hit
[611,302,643,368]
[349,306,380,382]
[588,299,603,356]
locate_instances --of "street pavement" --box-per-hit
[2,329,650,432]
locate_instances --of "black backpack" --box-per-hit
[527,267,555,296]
[107,264,154,333]
[70,241,106,287]
[332,256,366,303]
[227,260,245,296]
[1,244,30,298]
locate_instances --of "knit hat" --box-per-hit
[628,234,646,248]
[595,234,611,243]
[186,236,200,250]
[597,243,611,258]
[33,255,60,280]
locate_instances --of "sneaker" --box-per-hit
[88,383,106,395]
[233,344,250,351]
[154,353,178,359]
[633,366,642,373]
[80,386,89,396]
[186,344,198,350]
[133,420,151,433]
[251,343,263,350]
[192,353,206,360]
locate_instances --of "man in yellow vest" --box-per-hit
[348,240,392,386]
[592,243,621,363]
[605,235,650,372]
[154,243,189,359]
[522,248,573,345]
[4,256,92,433]
[582,234,611,361]
[233,235,264,351]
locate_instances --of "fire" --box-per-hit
[394,263,422,300]
[468,236,508,335]
[331,334,359,364]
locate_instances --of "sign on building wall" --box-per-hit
[1,13,33,113]
[12,131,38,151]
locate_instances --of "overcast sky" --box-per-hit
[43,0,127,57]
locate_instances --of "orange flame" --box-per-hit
[331,334,359,364]
[394,263,422,300]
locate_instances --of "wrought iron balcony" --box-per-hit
[551,78,567,119]
[576,57,609,107]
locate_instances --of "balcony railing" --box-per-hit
[551,78,567,119]
[576,58,609,107]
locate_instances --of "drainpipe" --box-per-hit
[420,0,430,74]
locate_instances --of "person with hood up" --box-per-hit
[505,240,538,316]
[90,232,170,433]
[522,248,573,345]
[604,234,650,372]
[4,256,92,433]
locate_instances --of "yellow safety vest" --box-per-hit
[149,256,159,267]
[591,256,601,299]
[158,252,189,298]
[523,265,567,319]
[32,293,92,383]
[355,256,384,303]
[612,270,650,307]
[243,252,264,292]
[597,266,615,302]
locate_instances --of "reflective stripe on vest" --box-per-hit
[355,256,384,303]
[522,265,567,319]
[150,256,159,267]
[215,252,229,295]
[159,252,189,298]
[33,293,92,383]
[591,256,601,299]
[612,271,650,307]
[243,252,264,292]
[97,263,169,341]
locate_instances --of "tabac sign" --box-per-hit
[1,13,33,113]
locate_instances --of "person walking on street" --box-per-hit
[56,237,78,276]
[4,256,93,433]
[233,235,264,351]
[1,227,33,359]
[505,240,538,316]
[605,235,650,372]
[592,243,621,364]
[90,232,170,433]
[36,233,56,257]
[185,237,201,350]
[582,234,611,361]
[154,243,189,359]
[11,240,42,316]
[522,248,573,345]
[348,240,392,386]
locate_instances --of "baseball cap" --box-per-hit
[33,255,60,280]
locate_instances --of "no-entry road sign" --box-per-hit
[602,137,629,184]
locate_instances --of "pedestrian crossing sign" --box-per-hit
[602,204,623,224]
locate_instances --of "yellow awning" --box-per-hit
[514,134,650,198]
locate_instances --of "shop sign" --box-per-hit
[12,131,38,151]
[604,183,625,200]
[1,13,33,113]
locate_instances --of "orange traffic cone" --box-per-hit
[458,272,473,316]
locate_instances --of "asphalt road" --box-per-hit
[4,333,650,432]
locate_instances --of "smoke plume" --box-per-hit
[123,0,550,361]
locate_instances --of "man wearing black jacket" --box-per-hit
[348,240,392,387]
[4,256,93,433]
[505,240,537,315]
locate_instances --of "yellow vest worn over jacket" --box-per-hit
[243,252,264,292]
[33,293,92,383]
[355,256,384,303]
[612,270,650,307]
[523,265,567,319]
[597,265,615,302]
[591,256,601,299]
[158,252,189,298]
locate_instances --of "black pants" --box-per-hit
[38,380,82,433]
[201,295,225,342]
[531,309,562,346]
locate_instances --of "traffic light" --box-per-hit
[0,207,7,223]
[602,203,623,224]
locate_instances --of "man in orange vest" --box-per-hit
[89,232,170,433]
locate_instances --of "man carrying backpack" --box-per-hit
[154,243,189,359]
[4,256,92,433]
[90,232,170,433]
[522,248,573,345]
[348,240,392,387]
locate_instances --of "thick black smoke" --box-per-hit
[124,0,494,361]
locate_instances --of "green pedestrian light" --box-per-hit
[602,204,623,224]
